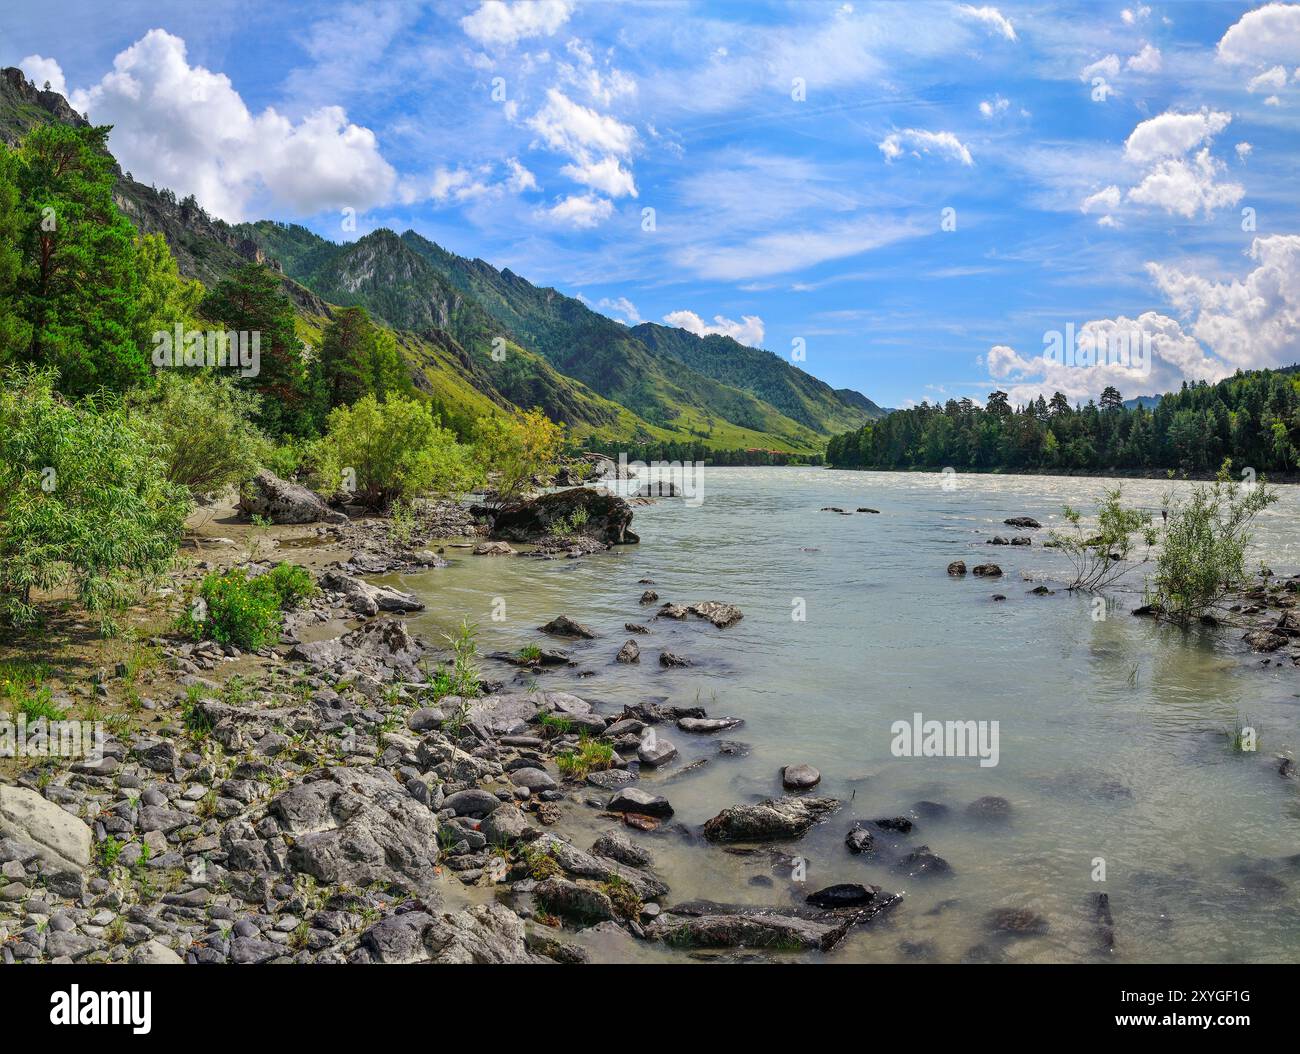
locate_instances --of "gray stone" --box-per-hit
[0,786,91,874]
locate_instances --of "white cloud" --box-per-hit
[527,88,637,159]
[1216,3,1300,67]
[560,155,637,198]
[559,38,637,107]
[1248,65,1289,92]
[1080,54,1121,81]
[957,5,1017,42]
[429,165,492,203]
[1148,235,1300,372]
[1126,43,1162,73]
[539,193,614,228]
[1235,141,1253,161]
[67,29,394,221]
[674,215,923,282]
[505,157,538,192]
[19,54,66,95]
[598,296,641,324]
[979,95,1010,118]
[987,236,1300,403]
[663,309,766,347]
[879,128,974,165]
[461,0,574,47]
[1126,148,1244,218]
[1080,184,1122,215]
[1121,6,1151,25]
[1123,108,1233,164]
[986,344,1033,378]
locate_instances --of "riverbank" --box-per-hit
[3,471,1300,964]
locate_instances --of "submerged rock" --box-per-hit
[972,564,1003,577]
[1004,517,1041,529]
[659,651,691,668]
[678,717,743,733]
[806,883,879,909]
[702,796,841,843]
[947,560,967,576]
[987,907,1050,937]
[965,795,1012,823]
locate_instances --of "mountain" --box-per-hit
[1123,395,1161,410]
[1,67,883,455]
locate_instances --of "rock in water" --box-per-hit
[806,883,879,908]
[688,601,744,628]
[972,564,1002,577]
[238,469,348,524]
[1003,517,1041,529]
[539,615,597,639]
[659,651,691,667]
[606,788,674,818]
[479,488,639,545]
[702,796,841,842]
[615,639,641,664]
[947,561,967,576]
[781,764,821,790]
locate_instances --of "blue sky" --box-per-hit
[4,0,1299,409]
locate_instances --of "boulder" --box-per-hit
[322,570,424,615]
[606,787,673,818]
[947,561,967,576]
[480,488,639,545]
[615,639,641,664]
[806,883,879,909]
[269,766,441,897]
[472,541,515,556]
[636,482,681,497]
[972,564,1002,577]
[1003,517,1041,529]
[781,764,821,790]
[966,795,1012,823]
[659,651,691,668]
[0,785,91,874]
[637,734,678,768]
[688,601,744,628]
[539,615,596,639]
[677,717,743,733]
[1244,629,1288,652]
[535,877,616,924]
[238,470,347,524]
[702,796,841,842]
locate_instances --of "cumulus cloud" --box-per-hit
[67,29,394,221]
[957,5,1017,41]
[1126,43,1162,73]
[1080,54,1121,81]
[986,236,1300,403]
[560,155,637,198]
[1121,5,1151,25]
[1127,149,1244,218]
[879,129,974,165]
[559,38,636,107]
[1123,109,1233,163]
[663,309,766,347]
[1236,141,1253,161]
[538,193,614,229]
[527,87,636,158]
[1216,3,1300,67]
[19,54,66,95]
[1147,235,1300,372]
[1080,184,1122,220]
[461,0,573,47]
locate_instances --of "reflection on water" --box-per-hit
[385,468,1300,963]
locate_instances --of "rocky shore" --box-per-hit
[0,485,895,965]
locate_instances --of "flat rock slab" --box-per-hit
[0,785,91,874]
[688,601,744,628]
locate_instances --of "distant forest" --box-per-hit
[826,368,1300,477]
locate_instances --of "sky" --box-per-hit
[3,0,1299,410]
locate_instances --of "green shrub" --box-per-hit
[312,394,481,510]
[473,407,563,506]
[183,562,316,650]
[1151,464,1278,625]
[0,366,189,631]
[128,372,270,494]
[1048,487,1156,592]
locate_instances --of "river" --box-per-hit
[381,467,1300,963]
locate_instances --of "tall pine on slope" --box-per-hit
[318,305,408,407]
[200,262,317,437]
[7,124,144,393]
